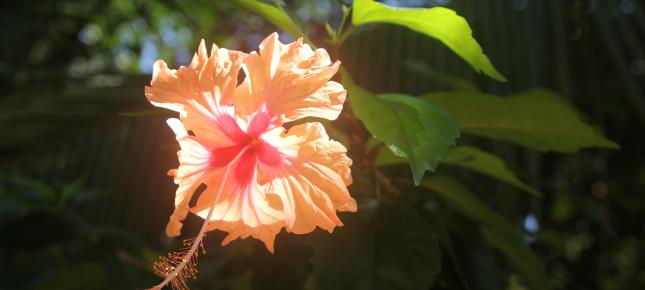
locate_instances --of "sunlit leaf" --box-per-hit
[443,146,542,196]
[423,176,550,290]
[352,0,506,81]
[343,72,459,185]
[423,89,619,152]
[237,0,303,38]
[310,201,441,290]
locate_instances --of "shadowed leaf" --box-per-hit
[423,89,619,152]
[443,146,542,196]
[373,144,542,196]
[310,200,441,290]
[423,176,550,290]
[343,72,459,185]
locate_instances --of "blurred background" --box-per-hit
[1,0,644,289]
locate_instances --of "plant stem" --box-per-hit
[336,26,354,46]
[337,6,352,42]
[375,169,402,197]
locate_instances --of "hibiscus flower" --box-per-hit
[145,33,356,289]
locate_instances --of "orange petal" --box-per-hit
[184,124,355,251]
[164,118,214,237]
[234,33,345,125]
[191,169,285,252]
[260,122,356,234]
[145,40,246,143]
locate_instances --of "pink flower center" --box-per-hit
[209,111,282,185]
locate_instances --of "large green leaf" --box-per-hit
[443,146,542,196]
[309,201,441,290]
[424,89,619,152]
[237,0,303,39]
[423,176,550,290]
[352,0,505,81]
[343,72,459,185]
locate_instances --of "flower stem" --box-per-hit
[148,147,249,290]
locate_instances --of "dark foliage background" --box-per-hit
[1,0,644,289]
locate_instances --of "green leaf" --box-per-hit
[423,176,550,290]
[423,89,619,152]
[237,0,303,39]
[370,138,405,167]
[310,201,441,290]
[443,146,542,196]
[352,0,506,81]
[343,72,459,185]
